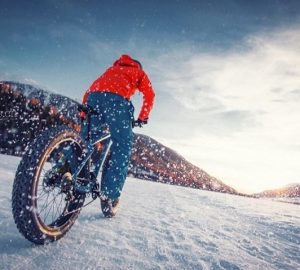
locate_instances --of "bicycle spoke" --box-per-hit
[38,191,51,216]
[57,193,65,220]
[52,189,61,222]
[42,190,61,224]
[39,193,67,225]
[36,190,49,200]
[51,193,56,223]
[42,198,53,224]
[40,191,58,222]
[54,192,64,221]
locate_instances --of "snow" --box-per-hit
[0,154,299,270]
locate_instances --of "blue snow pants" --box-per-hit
[85,92,134,200]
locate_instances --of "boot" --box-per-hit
[101,198,120,218]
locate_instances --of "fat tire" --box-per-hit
[12,125,86,244]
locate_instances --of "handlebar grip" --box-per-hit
[132,120,147,128]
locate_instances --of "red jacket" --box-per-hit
[82,54,155,121]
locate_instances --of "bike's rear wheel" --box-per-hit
[12,126,86,244]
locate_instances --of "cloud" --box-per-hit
[143,27,300,192]
[148,27,300,135]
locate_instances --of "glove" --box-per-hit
[133,118,148,128]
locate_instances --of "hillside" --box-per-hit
[254,183,300,198]
[130,134,237,194]
[0,81,237,194]
[0,81,80,155]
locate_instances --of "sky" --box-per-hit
[1,0,300,193]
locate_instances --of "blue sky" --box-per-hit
[1,0,300,193]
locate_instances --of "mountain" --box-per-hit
[0,81,237,194]
[129,134,237,194]
[254,183,300,198]
[0,81,80,155]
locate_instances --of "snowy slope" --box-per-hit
[0,154,299,270]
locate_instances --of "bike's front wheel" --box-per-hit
[12,126,86,244]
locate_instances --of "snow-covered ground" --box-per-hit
[0,154,299,270]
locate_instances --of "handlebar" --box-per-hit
[78,105,146,128]
[132,120,147,128]
[132,121,142,128]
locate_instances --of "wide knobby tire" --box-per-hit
[12,126,86,245]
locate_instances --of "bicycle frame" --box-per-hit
[72,131,112,194]
[60,109,113,195]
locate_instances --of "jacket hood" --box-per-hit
[113,54,141,69]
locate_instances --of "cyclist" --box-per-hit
[81,54,155,217]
